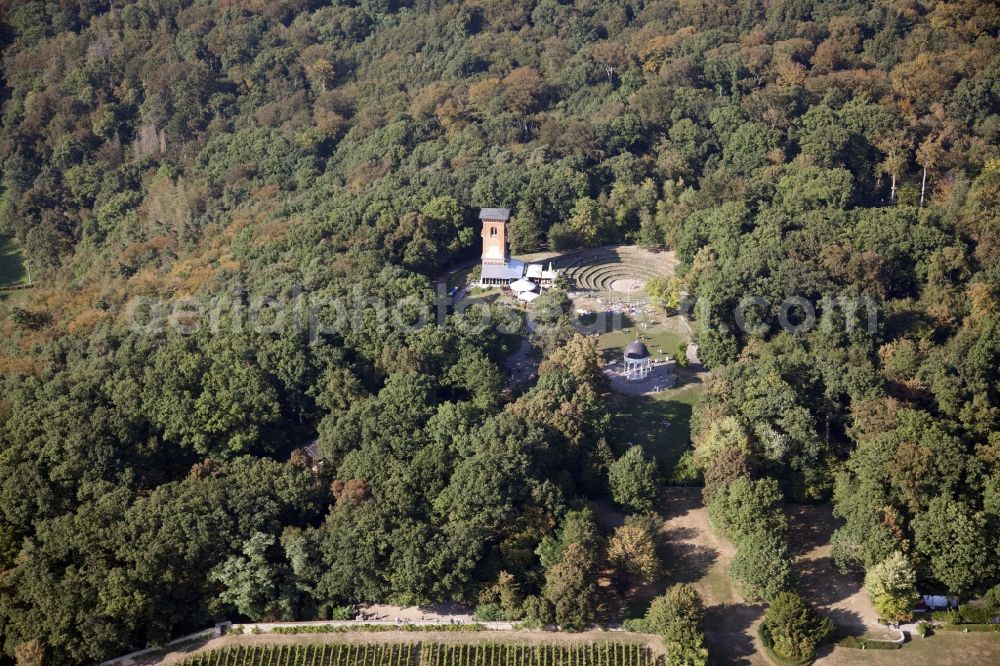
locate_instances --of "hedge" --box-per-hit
[936,623,1000,632]
[756,624,813,666]
[836,636,900,650]
[270,623,488,634]
[930,606,998,625]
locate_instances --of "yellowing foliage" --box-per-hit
[66,309,110,335]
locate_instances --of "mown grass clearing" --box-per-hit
[606,386,703,476]
[0,235,27,287]
[819,630,1000,665]
[598,314,703,476]
[596,323,685,366]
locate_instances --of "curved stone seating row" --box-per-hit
[582,273,655,292]
[590,271,661,288]
[570,262,667,291]
[553,247,634,266]
[568,262,663,283]
[561,252,669,273]
[567,258,664,279]
[548,246,677,293]
[563,254,658,274]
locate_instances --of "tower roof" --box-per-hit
[479,207,511,221]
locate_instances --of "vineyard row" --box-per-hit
[179,640,661,666]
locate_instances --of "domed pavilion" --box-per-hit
[623,339,651,380]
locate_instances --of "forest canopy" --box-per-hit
[1,0,999,663]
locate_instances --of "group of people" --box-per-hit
[597,298,648,316]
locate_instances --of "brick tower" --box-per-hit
[480,208,511,266]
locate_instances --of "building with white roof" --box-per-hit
[478,208,559,289]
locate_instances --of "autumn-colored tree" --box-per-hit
[875,130,910,202]
[13,641,45,666]
[916,134,945,207]
[606,520,660,583]
[501,67,544,138]
[590,41,629,84]
[864,551,917,622]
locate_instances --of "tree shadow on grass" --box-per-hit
[660,487,703,521]
[786,504,843,556]
[704,603,764,665]
[824,608,867,638]
[606,389,699,474]
[660,541,719,586]
[656,524,719,586]
[796,556,864,608]
[661,525,698,541]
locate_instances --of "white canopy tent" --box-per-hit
[510,278,538,293]
[517,290,540,302]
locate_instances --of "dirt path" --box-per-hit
[359,602,475,623]
[157,630,668,665]
[658,487,766,666]
[785,503,896,649]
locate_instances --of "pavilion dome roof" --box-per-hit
[624,340,650,359]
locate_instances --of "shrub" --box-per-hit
[984,584,1000,609]
[915,622,932,637]
[931,605,998,625]
[474,603,506,621]
[760,592,834,662]
[477,571,524,621]
[328,605,356,621]
[668,450,701,486]
[936,623,1000,632]
[673,342,689,368]
[270,623,488,634]
[930,609,961,624]
[757,624,812,666]
[621,617,651,633]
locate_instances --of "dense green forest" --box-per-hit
[0,0,999,663]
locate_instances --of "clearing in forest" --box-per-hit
[653,487,766,666]
[650,490,1000,665]
[0,235,28,287]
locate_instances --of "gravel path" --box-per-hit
[786,504,898,651]
[658,487,766,665]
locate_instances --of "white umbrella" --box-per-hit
[510,278,538,292]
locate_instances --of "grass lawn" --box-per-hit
[819,631,1000,665]
[596,321,685,365]
[606,386,703,476]
[598,316,704,475]
[0,235,28,287]
[458,288,504,308]
[447,266,476,290]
